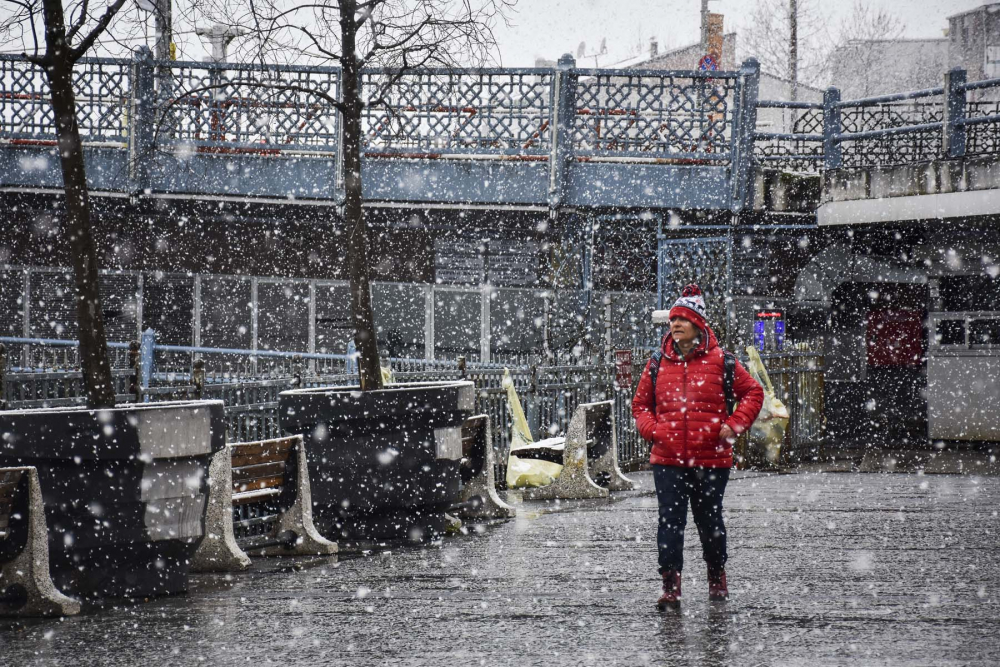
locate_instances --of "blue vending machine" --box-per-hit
[755,311,785,352]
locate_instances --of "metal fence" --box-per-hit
[572,68,738,161]
[155,59,342,152]
[4,51,999,199]
[0,339,646,483]
[0,265,659,368]
[0,55,132,144]
[1,330,825,479]
[754,69,1000,173]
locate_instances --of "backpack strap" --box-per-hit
[723,350,737,416]
[647,351,663,415]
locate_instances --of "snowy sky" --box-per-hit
[492,0,987,67]
[0,0,986,66]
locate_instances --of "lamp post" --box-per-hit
[135,0,171,60]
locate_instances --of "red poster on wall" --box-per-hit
[866,309,925,367]
[615,349,634,390]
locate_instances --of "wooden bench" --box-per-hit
[456,415,515,519]
[520,400,635,500]
[0,467,80,617]
[191,436,336,572]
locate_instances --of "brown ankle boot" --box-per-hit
[657,570,682,610]
[708,567,729,601]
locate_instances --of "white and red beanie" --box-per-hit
[668,283,708,331]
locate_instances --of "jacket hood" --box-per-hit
[662,323,719,361]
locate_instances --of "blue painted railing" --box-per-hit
[756,71,1000,173]
[0,50,754,210]
[3,50,1000,202]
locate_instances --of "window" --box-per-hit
[969,318,1000,346]
[935,319,966,346]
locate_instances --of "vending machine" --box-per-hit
[754,311,785,352]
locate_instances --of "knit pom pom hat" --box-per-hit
[668,284,708,331]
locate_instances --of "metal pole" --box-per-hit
[701,0,710,53]
[943,68,968,159]
[135,272,144,344]
[192,274,202,348]
[425,284,435,360]
[549,54,576,213]
[725,226,735,350]
[308,280,317,374]
[822,87,842,171]
[153,0,172,62]
[481,284,491,363]
[250,276,258,375]
[789,0,798,103]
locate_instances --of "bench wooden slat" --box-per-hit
[233,475,286,495]
[230,439,295,468]
[0,472,25,500]
[232,461,287,485]
[232,487,282,506]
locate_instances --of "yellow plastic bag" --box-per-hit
[380,364,395,386]
[506,455,564,488]
[744,347,791,465]
[502,368,564,488]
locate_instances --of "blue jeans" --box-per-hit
[653,464,730,574]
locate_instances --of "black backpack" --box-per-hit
[646,349,738,416]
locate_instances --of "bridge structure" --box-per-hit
[0,50,761,213]
[5,50,1000,449]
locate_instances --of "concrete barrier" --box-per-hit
[0,467,80,617]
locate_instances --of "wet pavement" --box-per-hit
[2,470,998,666]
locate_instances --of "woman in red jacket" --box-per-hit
[632,284,763,610]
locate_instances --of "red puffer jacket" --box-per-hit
[632,326,764,468]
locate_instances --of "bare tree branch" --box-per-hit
[70,0,127,61]
[65,0,92,42]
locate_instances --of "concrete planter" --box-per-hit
[278,381,474,541]
[0,400,225,598]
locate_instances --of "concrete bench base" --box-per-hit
[0,467,80,617]
[457,416,515,520]
[245,438,337,557]
[522,400,635,501]
[191,437,335,572]
[190,448,252,572]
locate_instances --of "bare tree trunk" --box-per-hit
[789,0,799,102]
[41,0,116,408]
[340,0,383,391]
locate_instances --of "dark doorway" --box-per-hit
[826,281,929,449]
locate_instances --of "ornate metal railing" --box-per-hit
[839,98,943,169]
[154,59,341,152]
[572,68,737,161]
[753,101,823,173]
[5,50,1000,197]
[0,55,131,144]
[361,68,553,156]
[965,99,1000,158]
[0,50,745,166]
